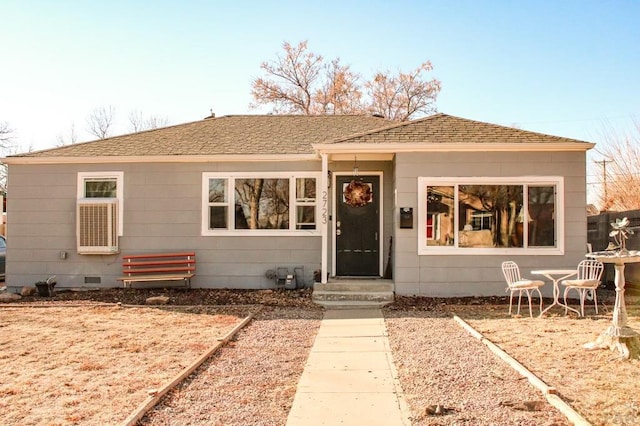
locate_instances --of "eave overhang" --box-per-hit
[2,141,595,165]
[1,153,320,165]
[313,142,596,154]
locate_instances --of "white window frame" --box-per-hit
[294,177,317,230]
[417,176,564,255]
[202,172,322,236]
[77,171,124,236]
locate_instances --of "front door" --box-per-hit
[335,175,380,276]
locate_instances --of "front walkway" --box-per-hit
[286,309,411,426]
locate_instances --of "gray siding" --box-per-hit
[393,151,588,297]
[5,150,589,297]
[6,162,323,290]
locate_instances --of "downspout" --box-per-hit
[320,153,329,284]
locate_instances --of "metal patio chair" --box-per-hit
[561,259,604,317]
[501,261,545,317]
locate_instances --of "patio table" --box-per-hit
[531,269,580,317]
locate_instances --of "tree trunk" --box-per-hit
[248,179,264,229]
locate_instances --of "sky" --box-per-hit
[1,1,639,198]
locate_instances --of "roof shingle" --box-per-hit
[12,113,592,159]
[325,113,591,145]
[18,115,394,158]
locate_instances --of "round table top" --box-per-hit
[587,251,640,264]
[531,269,577,275]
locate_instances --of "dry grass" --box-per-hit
[0,304,251,425]
[446,302,640,426]
[2,291,640,426]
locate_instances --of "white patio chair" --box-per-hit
[501,261,545,317]
[561,259,604,317]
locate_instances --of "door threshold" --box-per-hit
[334,276,383,280]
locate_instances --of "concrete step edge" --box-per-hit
[314,300,393,309]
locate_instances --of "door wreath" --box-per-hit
[343,179,372,207]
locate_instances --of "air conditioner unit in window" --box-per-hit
[77,198,119,254]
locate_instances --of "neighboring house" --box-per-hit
[2,113,594,296]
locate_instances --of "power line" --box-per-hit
[594,159,614,202]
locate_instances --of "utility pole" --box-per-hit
[594,159,613,209]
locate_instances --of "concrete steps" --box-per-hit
[312,279,394,309]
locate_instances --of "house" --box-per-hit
[2,113,594,297]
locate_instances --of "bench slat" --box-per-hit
[118,274,195,283]
[119,252,196,288]
[123,259,196,268]
[123,252,195,260]
[123,266,195,275]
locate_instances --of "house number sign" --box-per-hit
[321,190,328,225]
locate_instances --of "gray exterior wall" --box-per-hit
[6,161,324,290]
[393,151,589,297]
[6,150,588,297]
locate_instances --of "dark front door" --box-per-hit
[336,175,380,276]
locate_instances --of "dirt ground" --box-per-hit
[388,292,640,426]
[464,306,640,425]
[2,288,639,425]
[450,304,640,426]
[0,304,255,425]
[15,287,320,308]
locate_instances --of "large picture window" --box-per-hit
[202,172,320,235]
[418,177,563,255]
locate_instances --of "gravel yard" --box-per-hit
[140,307,323,425]
[385,311,569,425]
[2,288,638,425]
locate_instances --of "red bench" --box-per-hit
[118,252,196,288]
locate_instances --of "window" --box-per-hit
[295,178,317,230]
[84,179,117,198]
[202,172,320,235]
[77,172,124,236]
[418,177,563,255]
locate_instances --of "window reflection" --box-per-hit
[459,185,523,248]
[426,186,454,246]
[235,178,290,229]
[528,186,555,246]
[85,179,117,198]
[424,183,557,250]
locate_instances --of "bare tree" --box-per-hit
[595,119,640,211]
[365,62,441,121]
[235,178,265,229]
[56,123,78,147]
[0,121,12,149]
[128,110,169,132]
[86,106,115,139]
[313,59,363,115]
[251,41,323,114]
[0,121,13,193]
[250,40,441,121]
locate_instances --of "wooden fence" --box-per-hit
[587,209,640,293]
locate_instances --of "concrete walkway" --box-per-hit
[286,309,412,426]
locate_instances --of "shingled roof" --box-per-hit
[324,113,592,145]
[9,113,592,160]
[15,114,394,158]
